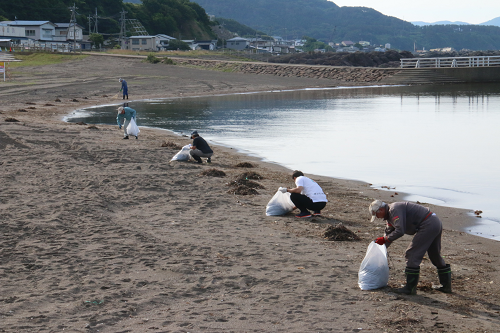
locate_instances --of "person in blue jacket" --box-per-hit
[116,105,137,139]
[119,78,128,99]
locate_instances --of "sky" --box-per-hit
[329,0,499,24]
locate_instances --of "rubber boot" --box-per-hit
[436,264,452,293]
[395,267,420,295]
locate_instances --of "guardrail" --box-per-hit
[401,56,500,68]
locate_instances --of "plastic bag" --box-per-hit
[126,118,140,137]
[171,144,192,161]
[265,190,295,216]
[358,241,389,290]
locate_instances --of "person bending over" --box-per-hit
[116,105,137,139]
[369,200,452,295]
[281,170,328,218]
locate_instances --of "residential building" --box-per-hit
[0,23,25,38]
[226,37,249,50]
[54,23,83,42]
[122,36,158,51]
[155,34,176,51]
[1,21,56,41]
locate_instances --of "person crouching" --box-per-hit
[189,131,213,163]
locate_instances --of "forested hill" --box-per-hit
[193,0,500,51]
[0,0,215,40]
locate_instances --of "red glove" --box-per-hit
[375,237,386,245]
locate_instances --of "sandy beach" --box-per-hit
[1,54,500,332]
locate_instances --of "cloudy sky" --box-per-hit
[330,0,498,24]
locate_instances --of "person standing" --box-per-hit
[280,170,328,218]
[119,78,128,99]
[369,200,452,295]
[116,105,137,139]
[189,131,213,163]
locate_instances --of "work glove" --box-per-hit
[278,187,287,193]
[375,237,386,245]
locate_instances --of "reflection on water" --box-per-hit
[66,83,500,240]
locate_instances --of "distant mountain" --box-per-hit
[480,17,500,27]
[192,0,500,51]
[412,21,471,26]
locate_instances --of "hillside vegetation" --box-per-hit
[193,0,500,51]
[0,0,215,40]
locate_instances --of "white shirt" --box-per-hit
[295,176,328,203]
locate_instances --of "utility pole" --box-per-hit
[119,9,127,49]
[94,8,98,34]
[69,3,78,52]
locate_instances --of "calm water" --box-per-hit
[65,84,500,240]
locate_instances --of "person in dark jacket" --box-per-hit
[119,78,128,99]
[370,200,451,295]
[189,131,213,163]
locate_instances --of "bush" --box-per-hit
[162,57,176,65]
[145,53,160,64]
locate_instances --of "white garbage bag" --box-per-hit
[171,144,192,161]
[126,118,140,137]
[265,190,295,216]
[358,241,389,290]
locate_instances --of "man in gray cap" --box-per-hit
[369,200,451,295]
[189,131,213,163]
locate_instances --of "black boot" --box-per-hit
[395,267,420,295]
[435,264,452,293]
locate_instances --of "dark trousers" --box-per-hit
[290,193,326,213]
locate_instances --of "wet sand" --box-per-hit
[1,54,500,332]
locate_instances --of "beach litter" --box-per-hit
[234,162,255,168]
[323,223,361,241]
[200,168,226,177]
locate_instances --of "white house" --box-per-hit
[155,34,176,50]
[226,37,249,50]
[122,36,157,51]
[54,23,83,42]
[0,23,25,38]
[1,21,56,41]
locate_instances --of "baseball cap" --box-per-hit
[369,200,386,222]
[191,130,198,136]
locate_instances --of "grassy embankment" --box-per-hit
[9,53,88,68]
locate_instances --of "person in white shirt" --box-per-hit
[281,170,328,218]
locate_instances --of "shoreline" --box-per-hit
[2,54,500,332]
[63,88,489,240]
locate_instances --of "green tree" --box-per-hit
[165,39,191,50]
[89,33,104,48]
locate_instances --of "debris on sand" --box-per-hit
[235,162,255,168]
[228,185,259,195]
[44,103,55,106]
[322,223,361,241]
[87,125,98,130]
[235,171,263,181]
[5,118,20,122]
[55,98,61,102]
[18,109,28,112]
[75,122,87,125]
[200,168,226,177]
[227,178,263,195]
[161,141,182,149]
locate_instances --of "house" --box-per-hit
[122,36,157,51]
[192,40,217,51]
[1,21,56,41]
[0,23,25,38]
[225,37,249,50]
[54,23,83,42]
[155,34,176,51]
[341,41,354,47]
